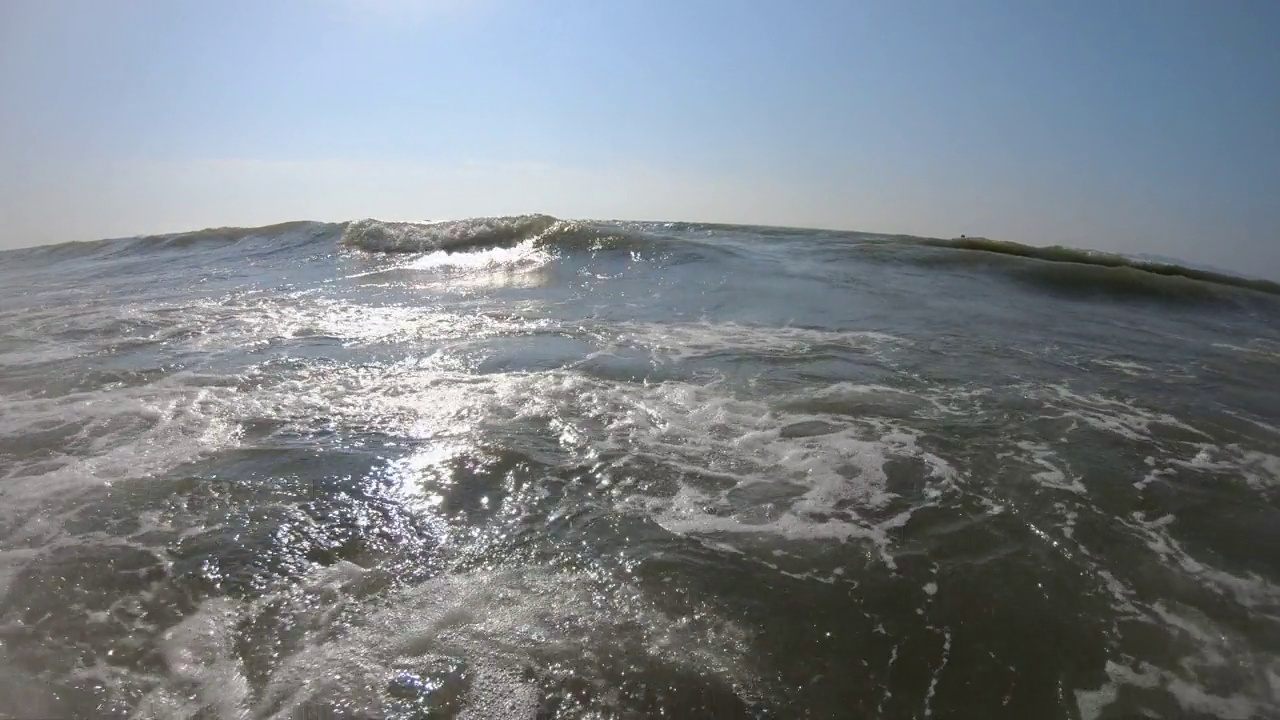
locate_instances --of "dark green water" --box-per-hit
[0,217,1277,718]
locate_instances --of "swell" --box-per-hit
[136,220,335,250]
[633,224,1280,305]
[0,215,672,267]
[1,220,339,263]
[339,214,562,252]
[918,236,1280,299]
[6,218,1274,309]
[337,215,704,256]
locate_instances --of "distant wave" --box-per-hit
[1,215,657,262]
[340,215,562,253]
[909,236,1280,300]
[6,219,1275,304]
[6,220,337,262]
[149,220,330,246]
[337,215,705,257]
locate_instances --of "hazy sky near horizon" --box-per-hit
[1,0,1278,275]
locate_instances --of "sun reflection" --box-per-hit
[387,443,469,506]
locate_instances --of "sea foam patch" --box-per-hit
[122,563,756,719]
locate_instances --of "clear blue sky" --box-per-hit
[2,0,1277,276]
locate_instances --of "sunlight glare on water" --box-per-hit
[0,217,1277,718]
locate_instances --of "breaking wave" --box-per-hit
[9,218,1274,308]
[340,215,563,253]
[336,215,701,259]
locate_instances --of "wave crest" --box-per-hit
[340,215,563,253]
[921,237,1280,298]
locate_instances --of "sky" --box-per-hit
[1,0,1278,276]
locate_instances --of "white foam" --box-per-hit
[179,294,549,352]
[1128,511,1280,617]
[1133,463,1172,491]
[1223,410,1280,438]
[406,238,551,271]
[923,628,951,717]
[0,382,242,535]
[1039,384,1209,444]
[1093,358,1153,376]
[1055,504,1079,540]
[1144,443,1280,493]
[1016,441,1088,494]
[1073,675,1120,720]
[5,348,958,580]
[133,597,252,719]
[603,321,908,364]
[1211,339,1280,363]
[1077,659,1269,720]
[252,366,960,566]
[124,564,753,718]
[340,215,561,253]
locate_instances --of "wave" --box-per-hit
[336,215,740,264]
[3,221,338,263]
[142,220,333,248]
[8,218,1275,308]
[340,215,564,253]
[1,214,689,266]
[4,215,588,263]
[917,236,1280,299]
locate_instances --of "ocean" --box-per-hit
[0,216,1277,719]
